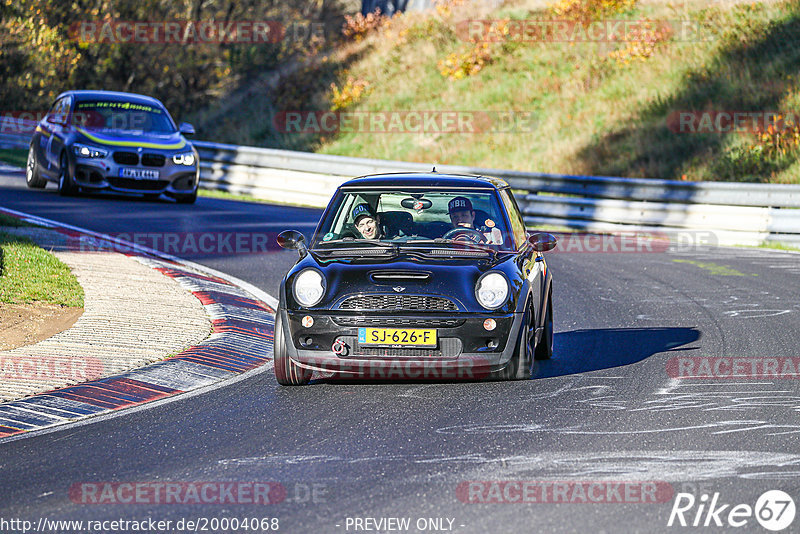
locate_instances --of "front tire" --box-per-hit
[534,291,553,360]
[58,152,78,196]
[273,310,312,386]
[490,306,532,380]
[26,145,46,189]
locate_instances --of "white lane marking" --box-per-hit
[216,450,800,481]
[723,309,792,318]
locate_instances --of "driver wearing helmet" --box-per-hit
[447,196,503,245]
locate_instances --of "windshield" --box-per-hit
[71,100,176,134]
[313,189,514,251]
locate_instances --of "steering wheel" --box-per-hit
[443,227,487,244]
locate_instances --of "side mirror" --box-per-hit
[528,232,557,252]
[179,122,195,135]
[277,230,308,258]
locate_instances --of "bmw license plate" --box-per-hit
[120,167,160,180]
[358,328,437,347]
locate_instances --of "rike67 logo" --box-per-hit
[668,490,795,531]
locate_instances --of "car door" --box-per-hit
[500,188,542,319]
[36,98,61,174]
[44,96,71,171]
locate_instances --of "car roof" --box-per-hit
[340,172,509,190]
[54,90,166,108]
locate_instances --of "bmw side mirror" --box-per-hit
[179,122,195,135]
[277,230,308,258]
[528,232,557,252]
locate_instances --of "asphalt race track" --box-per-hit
[2,169,800,533]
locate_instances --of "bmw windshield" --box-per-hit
[71,100,177,134]
[312,190,515,251]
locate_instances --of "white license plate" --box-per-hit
[120,168,160,180]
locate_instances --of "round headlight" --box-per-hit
[293,269,325,307]
[476,272,509,310]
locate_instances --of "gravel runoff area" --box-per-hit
[0,226,212,401]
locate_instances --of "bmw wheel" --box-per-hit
[273,310,312,386]
[57,152,78,196]
[25,145,46,189]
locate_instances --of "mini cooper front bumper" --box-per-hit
[278,308,527,380]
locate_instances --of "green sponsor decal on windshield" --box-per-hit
[77,101,161,114]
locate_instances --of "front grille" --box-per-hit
[332,316,464,328]
[113,151,139,165]
[141,153,166,167]
[108,177,168,191]
[337,336,462,358]
[339,295,457,311]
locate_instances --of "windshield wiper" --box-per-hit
[312,239,399,257]
[399,239,498,258]
[316,238,397,247]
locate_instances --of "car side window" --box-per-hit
[46,98,65,125]
[499,189,527,250]
[48,97,73,125]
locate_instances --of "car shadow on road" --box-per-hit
[534,327,701,379]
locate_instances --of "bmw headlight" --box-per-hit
[73,143,108,159]
[172,152,196,166]
[475,272,509,310]
[293,268,325,307]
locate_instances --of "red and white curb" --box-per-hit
[0,207,277,441]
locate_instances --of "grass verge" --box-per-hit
[192,0,800,184]
[0,148,26,168]
[0,232,84,307]
[0,213,36,228]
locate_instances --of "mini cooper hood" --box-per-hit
[75,127,188,151]
[294,252,519,310]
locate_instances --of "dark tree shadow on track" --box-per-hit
[534,327,701,379]
[305,327,701,386]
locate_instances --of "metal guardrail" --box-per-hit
[3,126,799,246]
[193,140,800,246]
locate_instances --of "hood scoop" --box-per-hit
[369,270,431,284]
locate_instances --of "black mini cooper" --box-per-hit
[275,173,557,385]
